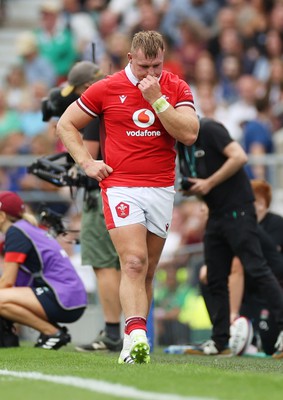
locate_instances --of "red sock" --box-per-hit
[124,316,147,335]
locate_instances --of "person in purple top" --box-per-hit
[0,191,87,350]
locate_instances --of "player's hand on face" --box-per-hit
[84,160,113,182]
[138,75,162,104]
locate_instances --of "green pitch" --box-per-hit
[0,343,282,400]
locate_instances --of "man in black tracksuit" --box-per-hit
[178,117,283,358]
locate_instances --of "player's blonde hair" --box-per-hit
[130,30,164,59]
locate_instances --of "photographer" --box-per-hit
[42,61,123,353]
[0,191,87,349]
[179,117,283,359]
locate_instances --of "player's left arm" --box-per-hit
[157,105,199,146]
[138,75,199,146]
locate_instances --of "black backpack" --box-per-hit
[0,317,20,348]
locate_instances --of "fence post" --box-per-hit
[147,300,155,352]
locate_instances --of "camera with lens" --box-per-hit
[27,152,99,191]
[179,177,194,191]
[39,207,80,242]
[41,87,79,122]
[39,207,66,237]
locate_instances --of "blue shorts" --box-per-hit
[32,286,85,323]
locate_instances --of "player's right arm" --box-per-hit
[56,102,113,182]
[83,139,100,159]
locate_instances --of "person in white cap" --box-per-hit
[66,62,124,353]
[45,61,124,353]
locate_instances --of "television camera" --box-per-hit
[27,152,98,190]
[41,87,79,122]
[38,206,80,243]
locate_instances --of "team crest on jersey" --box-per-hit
[115,202,130,218]
[132,109,155,128]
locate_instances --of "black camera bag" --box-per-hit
[0,317,20,348]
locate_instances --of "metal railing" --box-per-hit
[1,153,283,203]
[0,154,74,204]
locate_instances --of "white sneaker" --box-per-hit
[129,333,150,364]
[186,340,232,356]
[118,334,135,364]
[272,331,283,359]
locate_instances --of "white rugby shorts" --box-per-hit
[101,186,175,239]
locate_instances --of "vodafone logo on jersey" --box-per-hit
[127,109,161,137]
[132,109,155,128]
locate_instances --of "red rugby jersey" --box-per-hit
[78,64,195,188]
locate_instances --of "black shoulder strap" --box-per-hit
[177,117,208,178]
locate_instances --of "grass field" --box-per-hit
[0,342,283,400]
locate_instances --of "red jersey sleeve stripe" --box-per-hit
[175,101,196,110]
[76,98,98,118]
[5,252,27,263]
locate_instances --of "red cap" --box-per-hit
[0,191,25,218]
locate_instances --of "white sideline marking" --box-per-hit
[0,369,216,400]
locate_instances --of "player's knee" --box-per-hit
[122,254,147,277]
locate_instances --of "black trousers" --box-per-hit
[240,297,280,355]
[204,205,283,349]
[201,281,280,355]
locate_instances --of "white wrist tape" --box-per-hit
[152,96,170,114]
